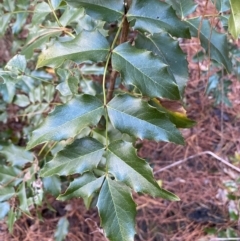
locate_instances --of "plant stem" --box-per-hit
[106,15,130,102]
[102,17,126,146]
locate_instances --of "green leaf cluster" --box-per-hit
[0,0,235,240]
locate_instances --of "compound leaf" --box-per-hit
[187,18,232,72]
[112,43,180,100]
[37,30,110,68]
[107,94,184,144]
[65,0,124,22]
[107,141,180,200]
[127,0,190,38]
[40,138,104,177]
[135,32,188,97]
[97,177,136,241]
[27,95,104,149]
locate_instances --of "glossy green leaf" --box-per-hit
[187,18,232,72]
[54,217,69,241]
[97,177,136,241]
[0,202,10,220]
[65,0,124,22]
[32,2,51,24]
[229,0,240,39]
[112,43,180,100]
[107,94,184,144]
[40,138,105,177]
[14,94,30,107]
[0,82,15,103]
[127,0,190,38]
[5,55,26,74]
[107,141,180,200]
[0,144,33,167]
[27,95,104,149]
[0,165,22,186]
[165,0,197,18]
[135,32,188,96]
[58,173,104,208]
[59,5,84,26]
[17,182,30,214]
[42,176,61,197]
[56,76,78,96]
[37,30,110,68]
[0,187,15,202]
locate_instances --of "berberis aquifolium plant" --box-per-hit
[0,0,237,240]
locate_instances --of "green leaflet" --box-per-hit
[42,176,61,197]
[187,18,232,72]
[229,0,240,39]
[107,141,180,200]
[0,144,34,167]
[65,0,124,22]
[107,94,184,144]
[0,165,22,187]
[97,177,136,241]
[0,187,15,202]
[40,137,105,176]
[135,32,188,97]
[58,173,104,208]
[0,202,10,220]
[21,27,62,59]
[112,43,180,100]
[54,217,69,241]
[127,0,190,38]
[27,95,104,149]
[32,2,52,25]
[17,182,30,215]
[37,30,110,68]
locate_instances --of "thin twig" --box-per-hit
[154,151,240,174]
[106,2,130,103]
